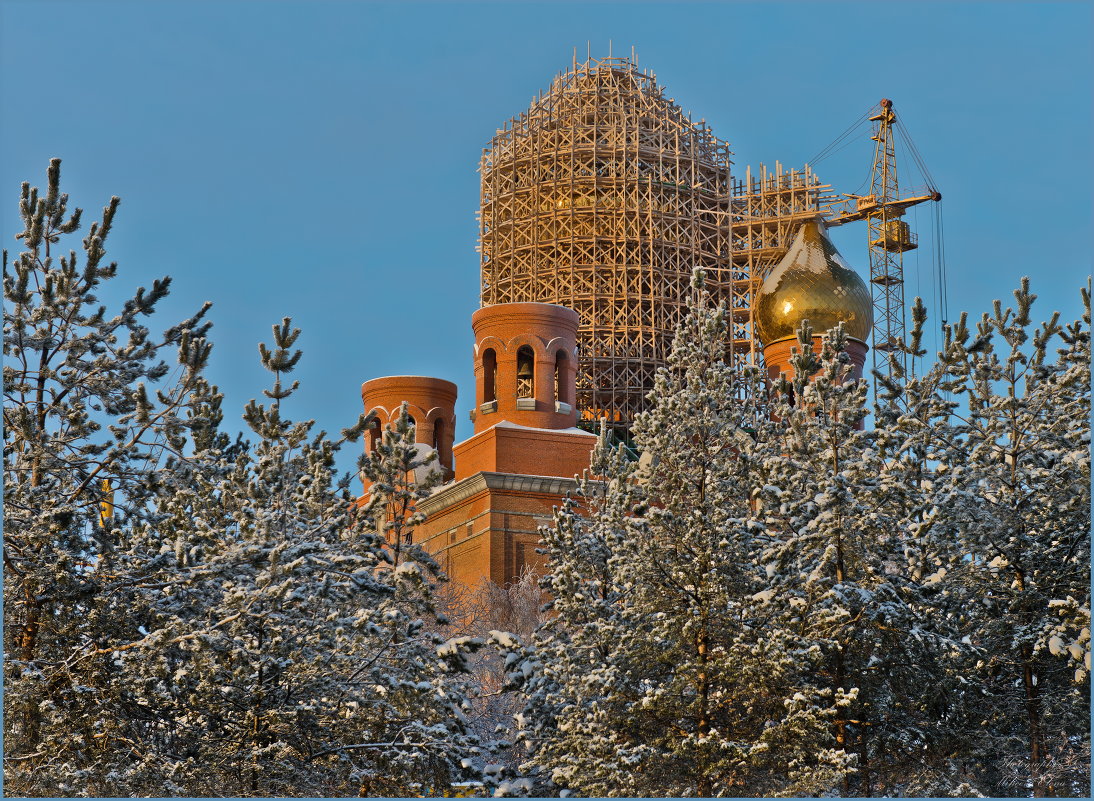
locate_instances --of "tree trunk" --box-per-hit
[1022,650,1046,797]
[834,646,851,796]
[696,623,711,797]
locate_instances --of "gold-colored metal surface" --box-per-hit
[755,220,873,344]
[729,162,834,366]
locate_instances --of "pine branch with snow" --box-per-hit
[2,160,216,795]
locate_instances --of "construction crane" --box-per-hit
[822,99,941,383]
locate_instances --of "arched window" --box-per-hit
[367,416,381,452]
[483,348,497,403]
[432,417,444,452]
[516,346,535,399]
[554,349,569,404]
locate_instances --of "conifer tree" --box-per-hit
[921,281,1091,796]
[129,323,485,797]
[8,159,1087,797]
[4,163,487,797]
[866,299,992,794]
[750,322,972,796]
[3,160,214,794]
[508,274,853,797]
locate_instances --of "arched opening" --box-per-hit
[482,348,497,403]
[432,417,445,463]
[554,349,571,405]
[516,346,535,399]
[367,415,381,452]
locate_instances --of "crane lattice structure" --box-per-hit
[479,55,733,430]
[822,99,940,382]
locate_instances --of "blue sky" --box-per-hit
[3,0,1091,480]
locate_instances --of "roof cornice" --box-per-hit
[418,471,579,515]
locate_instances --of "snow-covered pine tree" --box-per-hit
[750,319,977,797]
[495,431,643,797]
[865,298,992,795]
[2,160,215,795]
[922,280,1091,796]
[353,401,491,796]
[433,566,548,787]
[126,321,485,797]
[509,273,853,797]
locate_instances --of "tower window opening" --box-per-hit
[432,417,445,459]
[483,348,497,403]
[516,346,535,399]
[554,349,571,405]
[367,416,381,452]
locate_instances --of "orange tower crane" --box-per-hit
[822,99,941,383]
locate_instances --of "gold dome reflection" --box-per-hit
[755,220,873,345]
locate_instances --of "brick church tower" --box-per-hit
[359,302,596,590]
[361,375,458,480]
[404,302,595,589]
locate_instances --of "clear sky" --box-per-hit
[3,0,1091,481]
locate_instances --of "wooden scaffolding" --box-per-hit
[479,55,830,429]
[479,56,732,430]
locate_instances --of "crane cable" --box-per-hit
[888,114,949,334]
[934,199,949,329]
[897,116,950,362]
[806,107,874,166]
[913,201,925,375]
[895,117,938,193]
[932,198,952,407]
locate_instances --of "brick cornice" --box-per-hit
[418,471,579,515]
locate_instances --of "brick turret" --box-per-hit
[361,375,457,476]
[470,303,579,434]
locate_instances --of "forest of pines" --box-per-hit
[3,162,1090,797]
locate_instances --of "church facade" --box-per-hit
[359,55,871,590]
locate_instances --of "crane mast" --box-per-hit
[823,99,940,384]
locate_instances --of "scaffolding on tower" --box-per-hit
[478,55,734,431]
[480,58,941,427]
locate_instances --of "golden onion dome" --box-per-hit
[755,219,873,345]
